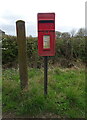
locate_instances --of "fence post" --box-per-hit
[16,20,28,90]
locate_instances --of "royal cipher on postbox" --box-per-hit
[37,13,55,56]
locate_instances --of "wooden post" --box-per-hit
[16,20,28,90]
[44,56,48,95]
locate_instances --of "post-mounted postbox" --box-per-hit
[37,13,55,56]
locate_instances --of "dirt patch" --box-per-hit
[2,112,62,119]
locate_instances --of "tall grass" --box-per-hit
[2,67,85,118]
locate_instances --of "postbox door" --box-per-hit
[38,31,55,56]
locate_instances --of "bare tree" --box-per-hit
[70,29,76,37]
[61,32,70,40]
[56,31,62,39]
[76,28,85,37]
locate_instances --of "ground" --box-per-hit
[2,64,85,119]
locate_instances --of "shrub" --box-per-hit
[2,35,85,68]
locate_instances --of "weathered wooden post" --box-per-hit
[16,20,28,90]
[0,29,2,120]
[85,2,87,119]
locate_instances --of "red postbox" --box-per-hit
[37,13,55,56]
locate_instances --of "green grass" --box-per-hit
[2,67,85,118]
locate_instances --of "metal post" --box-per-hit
[44,56,48,95]
[16,20,28,90]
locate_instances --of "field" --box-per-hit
[2,65,85,118]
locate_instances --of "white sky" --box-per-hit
[0,0,86,36]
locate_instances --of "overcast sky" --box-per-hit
[0,0,86,37]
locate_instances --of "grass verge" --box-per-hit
[2,67,85,118]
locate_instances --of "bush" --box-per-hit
[2,35,18,67]
[2,35,85,68]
